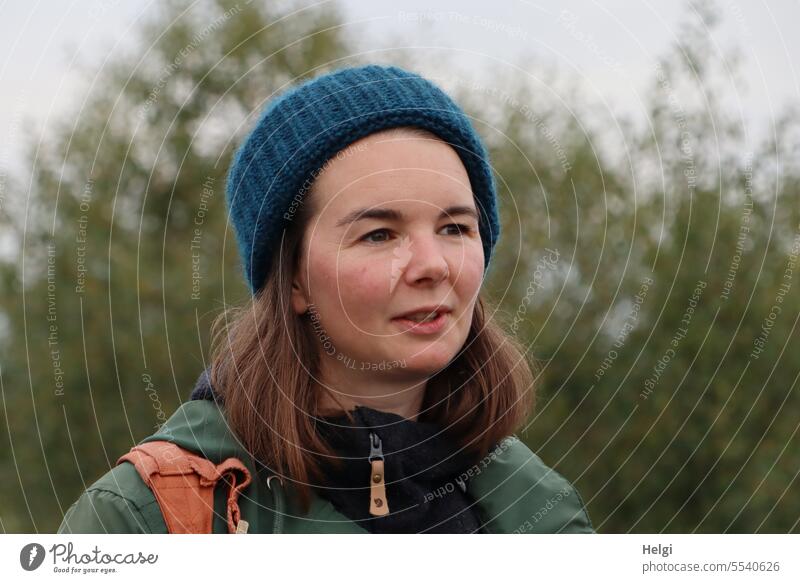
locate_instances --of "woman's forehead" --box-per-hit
[304,130,477,229]
[317,176,477,225]
[314,132,470,190]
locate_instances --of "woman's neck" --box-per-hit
[313,361,428,421]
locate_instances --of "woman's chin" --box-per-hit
[392,351,456,377]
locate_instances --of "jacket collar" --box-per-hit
[145,369,592,533]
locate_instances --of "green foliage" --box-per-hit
[480,7,799,533]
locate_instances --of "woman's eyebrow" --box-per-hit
[335,205,479,228]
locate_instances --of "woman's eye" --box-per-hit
[361,224,474,244]
[441,223,473,236]
[361,229,392,244]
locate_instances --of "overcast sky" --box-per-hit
[1,0,798,180]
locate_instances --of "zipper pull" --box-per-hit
[368,432,389,516]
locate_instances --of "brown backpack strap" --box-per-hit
[117,440,252,534]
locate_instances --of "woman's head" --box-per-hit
[224,64,501,295]
[290,127,484,383]
[211,65,535,512]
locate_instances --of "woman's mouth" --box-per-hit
[391,310,450,335]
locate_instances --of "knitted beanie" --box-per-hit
[226,64,500,295]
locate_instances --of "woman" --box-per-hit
[59,64,593,534]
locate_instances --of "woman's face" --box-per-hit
[291,129,485,379]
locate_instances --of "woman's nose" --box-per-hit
[397,234,450,286]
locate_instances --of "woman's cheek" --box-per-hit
[453,245,484,290]
[339,261,388,314]
[308,253,338,295]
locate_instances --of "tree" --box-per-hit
[0,0,351,532]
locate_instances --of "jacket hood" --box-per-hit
[144,368,248,465]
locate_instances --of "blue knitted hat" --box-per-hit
[226,64,500,295]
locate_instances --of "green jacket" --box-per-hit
[58,399,594,534]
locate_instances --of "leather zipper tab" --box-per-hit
[368,432,389,516]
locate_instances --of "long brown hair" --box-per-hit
[210,129,536,513]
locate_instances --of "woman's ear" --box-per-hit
[291,277,309,315]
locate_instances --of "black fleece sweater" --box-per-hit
[190,369,484,533]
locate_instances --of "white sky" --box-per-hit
[1,0,798,184]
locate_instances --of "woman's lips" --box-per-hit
[391,311,449,335]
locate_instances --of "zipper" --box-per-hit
[368,432,389,516]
